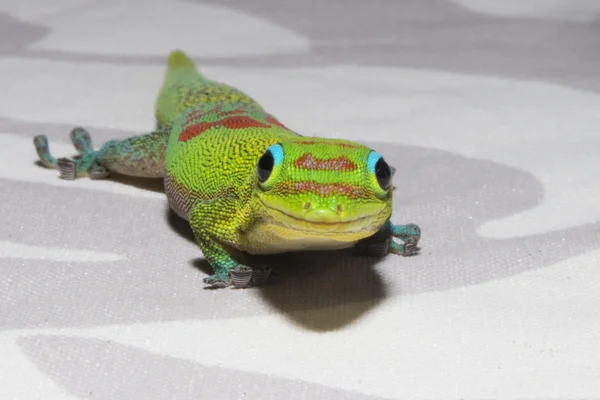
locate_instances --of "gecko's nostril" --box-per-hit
[303,201,311,210]
[337,204,344,213]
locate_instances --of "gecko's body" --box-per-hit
[34,50,421,288]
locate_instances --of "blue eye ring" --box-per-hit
[257,143,284,183]
[367,151,392,190]
[367,151,382,174]
[266,143,284,166]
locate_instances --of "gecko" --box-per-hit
[33,50,421,289]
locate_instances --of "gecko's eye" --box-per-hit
[375,158,392,190]
[257,150,274,183]
[257,143,284,186]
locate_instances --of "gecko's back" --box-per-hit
[160,51,301,221]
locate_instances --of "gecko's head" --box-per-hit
[253,138,393,240]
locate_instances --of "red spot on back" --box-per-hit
[178,115,270,142]
[266,115,288,130]
[182,104,249,127]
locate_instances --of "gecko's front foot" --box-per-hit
[357,222,421,257]
[390,223,420,256]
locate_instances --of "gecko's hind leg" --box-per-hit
[35,127,170,180]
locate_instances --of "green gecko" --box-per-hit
[33,50,421,288]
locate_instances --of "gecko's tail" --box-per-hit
[155,50,208,129]
[167,50,196,70]
[165,49,206,81]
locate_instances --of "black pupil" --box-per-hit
[375,158,391,190]
[257,150,274,182]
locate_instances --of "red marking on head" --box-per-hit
[294,153,357,171]
[275,181,368,199]
[178,115,270,142]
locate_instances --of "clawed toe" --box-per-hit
[203,275,231,288]
[252,267,272,286]
[70,127,94,155]
[402,237,420,256]
[33,135,58,168]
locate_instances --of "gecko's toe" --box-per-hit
[203,274,231,288]
[366,239,390,257]
[251,267,272,286]
[33,135,48,153]
[33,135,58,168]
[57,158,76,180]
[230,265,252,288]
[70,127,94,155]
[402,237,420,256]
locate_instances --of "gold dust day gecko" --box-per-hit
[34,50,421,288]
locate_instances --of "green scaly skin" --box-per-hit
[33,50,422,288]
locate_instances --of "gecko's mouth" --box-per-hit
[261,202,383,235]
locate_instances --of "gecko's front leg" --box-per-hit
[189,202,269,289]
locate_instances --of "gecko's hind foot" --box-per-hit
[57,158,76,180]
[230,265,252,288]
[70,127,94,155]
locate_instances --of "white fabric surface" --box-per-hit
[1,0,599,399]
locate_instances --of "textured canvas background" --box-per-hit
[1,0,600,399]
